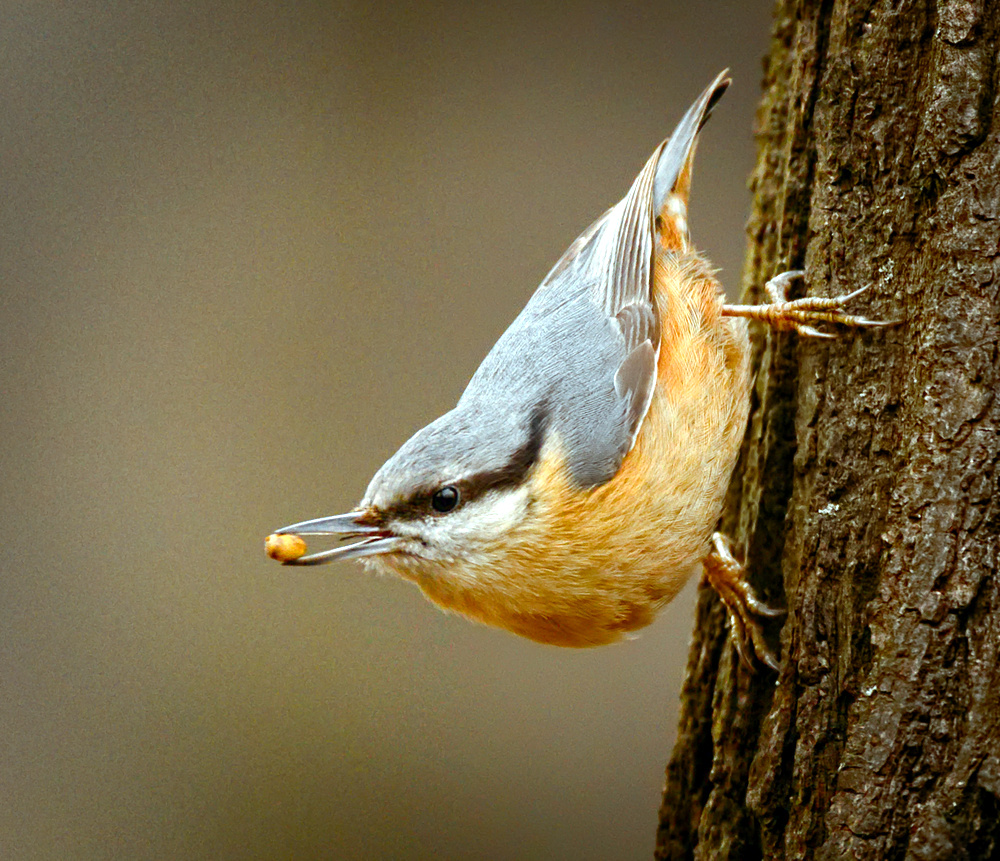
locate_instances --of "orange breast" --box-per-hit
[476,251,753,646]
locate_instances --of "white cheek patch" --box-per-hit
[393,486,531,559]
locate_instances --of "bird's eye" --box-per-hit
[431,485,460,514]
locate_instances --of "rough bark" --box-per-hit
[656,2,1000,859]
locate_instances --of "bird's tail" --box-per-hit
[652,70,730,251]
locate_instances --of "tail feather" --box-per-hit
[653,70,730,250]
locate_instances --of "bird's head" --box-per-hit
[272,405,549,586]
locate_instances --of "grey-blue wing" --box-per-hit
[459,72,730,489]
[459,280,635,487]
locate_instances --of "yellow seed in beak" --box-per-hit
[265,533,307,562]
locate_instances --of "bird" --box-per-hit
[266,71,889,668]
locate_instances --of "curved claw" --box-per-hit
[722,269,899,336]
[837,284,871,303]
[849,316,901,328]
[797,324,836,339]
[703,533,783,672]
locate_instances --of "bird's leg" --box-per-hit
[721,270,897,338]
[702,532,783,671]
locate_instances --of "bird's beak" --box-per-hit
[273,511,402,566]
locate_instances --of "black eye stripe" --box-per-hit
[379,404,549,523]
[445,406,548,505]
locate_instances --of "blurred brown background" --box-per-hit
[1,2,772,859]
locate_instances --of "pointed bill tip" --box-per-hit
[274,511,381,536]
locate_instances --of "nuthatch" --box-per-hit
[267,72,889,667]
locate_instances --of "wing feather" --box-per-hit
[459,73,731,488]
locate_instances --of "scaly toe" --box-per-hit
[703,533,783,672]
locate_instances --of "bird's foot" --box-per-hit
[721,270,899,338]
[702,532,783,672]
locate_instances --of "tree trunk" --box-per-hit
[656,2,1000,859]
